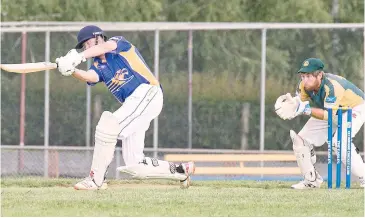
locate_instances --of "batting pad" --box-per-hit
[91,111,121,186]
[117,157,187,181]
[290,130,316,182]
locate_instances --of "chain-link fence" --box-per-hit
[1,22,364,181]
[2,146,361,182]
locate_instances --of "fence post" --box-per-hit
[188,30,193,150]
[44,31,50,178]
[18,31,27,173]
[259,28,267,153]
[241,103,250,150]
[259,28,267,179]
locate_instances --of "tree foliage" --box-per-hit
[1,0,364,149]
[1,0,363,22]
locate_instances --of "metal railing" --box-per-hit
[1,22,364,178]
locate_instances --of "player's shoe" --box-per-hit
[179,161,196,189]
[74,177,108,190]
[291,174,323,189]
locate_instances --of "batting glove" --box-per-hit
[55,56,75,76]
[63,49,86,67]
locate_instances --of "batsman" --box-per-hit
[275,58,365,189]
[55,25,195,190]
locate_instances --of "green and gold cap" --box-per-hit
[297,58,324,73]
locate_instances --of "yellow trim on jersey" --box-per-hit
[327,79,363,112]
[298,81,310,101]
[321,85,331,120]
[338,89,364,107]
[321,78,364,121]
[327,79,345,102]
[119,46,159,86]
[324,85,330,98]
[323,111,328,121]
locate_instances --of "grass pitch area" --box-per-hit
[1,177,364,217]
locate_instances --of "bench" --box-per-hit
[164,154,301,175]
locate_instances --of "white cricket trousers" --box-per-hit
[298,102,365,179]
[112,84,163,166]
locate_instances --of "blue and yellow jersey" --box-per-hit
[297,73,364,120]
[88,36,159,103]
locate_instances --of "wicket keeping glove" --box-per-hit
[274,93,298,120]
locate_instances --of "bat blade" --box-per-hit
[0,62,57,73]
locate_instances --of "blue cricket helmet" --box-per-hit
[75,25,108,49]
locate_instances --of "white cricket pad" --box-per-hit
[117,157,187,181]
[90,111,121,186]
[290,130,317,182]
[332,112,365,179]
[335,141,365,179]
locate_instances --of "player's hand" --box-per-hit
[55,56,75,76]
[274,93,298,120]
[63,49,86,67]
[293,98,311,117]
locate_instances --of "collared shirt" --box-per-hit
[88,36,159,103]
[297,73,364,120]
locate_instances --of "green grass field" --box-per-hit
[1,177,364,217]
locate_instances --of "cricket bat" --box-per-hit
[0,62,58,74]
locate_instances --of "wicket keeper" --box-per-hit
[275,58,365,189]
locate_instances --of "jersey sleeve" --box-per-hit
[109,36,132,53]
[86,61,103,86]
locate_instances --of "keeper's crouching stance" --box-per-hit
[55,25,195,190]
[275,58,365,189]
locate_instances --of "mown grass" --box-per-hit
[1,177,364,217]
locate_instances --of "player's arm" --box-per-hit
[82,40,117,58]
[275,81,311,120]
[72,68,99,83]
[300,85,335,121]
[56,39,117,77]
[297,80,326,120]
[310,108,325,120]
[288,81,314,118]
